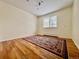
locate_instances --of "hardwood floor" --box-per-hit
[0,38,79,59]
[66,39,79,59]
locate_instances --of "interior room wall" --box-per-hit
[36,6,72,38]
[73,0,79,49]
[0,1,37,41]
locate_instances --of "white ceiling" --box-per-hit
[0,0,73,16]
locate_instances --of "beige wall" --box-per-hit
[0,1,37,41]
[36,6,72,38]
[73,0,79,48]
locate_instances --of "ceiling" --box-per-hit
[0,0,73,16]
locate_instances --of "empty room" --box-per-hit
[0,0,79,59]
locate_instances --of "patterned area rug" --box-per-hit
[23,35,68,59]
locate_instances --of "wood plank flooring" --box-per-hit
[0,38,79,59]
[66,39,79,59]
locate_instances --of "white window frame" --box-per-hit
[43,16,57,28]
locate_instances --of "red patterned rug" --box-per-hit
[23,35,68,59]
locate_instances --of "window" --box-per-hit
[43,17,50,28]
[43,16,57,28]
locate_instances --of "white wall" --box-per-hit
[73,0,79,48]
[36,6,72,38]
[0,1,37,41]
